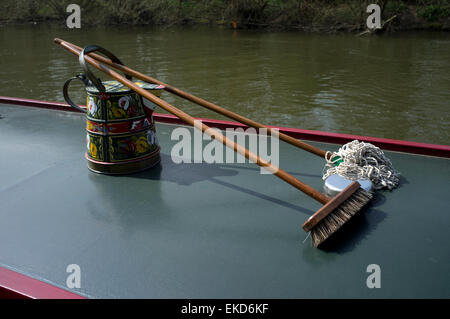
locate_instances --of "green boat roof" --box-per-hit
[0,103,449,298]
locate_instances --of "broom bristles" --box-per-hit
[310,188,373,247]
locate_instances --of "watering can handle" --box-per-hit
[63,45,133,112]
[79,45,132,92]
[63,74,89,113]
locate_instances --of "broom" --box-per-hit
[55,39,373,247]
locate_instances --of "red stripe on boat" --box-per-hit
[0,266,86,299]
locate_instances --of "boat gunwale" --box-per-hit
[0,266,86,299]
[1,95,449,159]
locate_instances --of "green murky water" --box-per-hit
[0,24,448,145]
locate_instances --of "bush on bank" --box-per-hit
[1,0,449,32]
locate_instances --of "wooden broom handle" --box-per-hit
[55,38,330,205]
[54,38,328,160]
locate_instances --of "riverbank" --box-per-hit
[1,1,449,33]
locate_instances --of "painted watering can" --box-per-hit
[63,45,164,174]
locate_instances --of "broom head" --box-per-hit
[302,181,373,247]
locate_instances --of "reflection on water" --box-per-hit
[0,24,449,145]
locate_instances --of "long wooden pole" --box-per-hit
[55,38,330,205]
[54,38,328,159]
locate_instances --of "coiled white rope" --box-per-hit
[323,140,400,190]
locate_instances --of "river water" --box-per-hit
[0,24,448,145]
